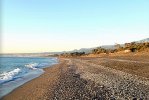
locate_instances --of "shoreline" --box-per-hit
[0,57,58,99]
[2,55,149,99]
[1,59,67,100]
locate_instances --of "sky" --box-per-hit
[1,0,149,53]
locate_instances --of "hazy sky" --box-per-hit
[1,0,149,53]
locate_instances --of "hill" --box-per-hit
[135,38,149,43]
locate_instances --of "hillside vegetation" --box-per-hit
[59,41,149,57]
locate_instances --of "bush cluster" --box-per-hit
[60,52,85,57]
[92,42,149,54]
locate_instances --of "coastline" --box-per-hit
[1,59,67,100]
[2,55,149,99]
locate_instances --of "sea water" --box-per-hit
[0,57,58,98]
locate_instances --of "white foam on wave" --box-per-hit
[0,68,21,83]
[25,63,38,69]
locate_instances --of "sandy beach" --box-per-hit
[2,54,149,100]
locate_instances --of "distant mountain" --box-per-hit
[2,38,148,56]
[65,45,116,54]
[69,48,93,53]
[100,45,116,49]
[135,38,149,43]
[65,38,149,54]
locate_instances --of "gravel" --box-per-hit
[46,58,149,100]
[74,59,149,99]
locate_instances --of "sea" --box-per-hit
[0,56,58,98]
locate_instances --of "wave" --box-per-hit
[25,63,38,69]
[0,57,58,98]
[0,63,40,84]
[0,68,21,84]
[0,61,57,84]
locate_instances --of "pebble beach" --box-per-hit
[2,56,149,100]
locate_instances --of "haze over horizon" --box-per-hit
[1,0,149,53]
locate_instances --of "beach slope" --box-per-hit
[2,56,149,99]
